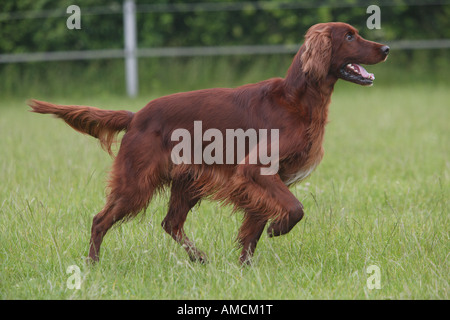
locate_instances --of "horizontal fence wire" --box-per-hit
[1,40,450,64]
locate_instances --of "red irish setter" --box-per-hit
[29,22,389,264]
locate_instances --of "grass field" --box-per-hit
[0,81,448,299]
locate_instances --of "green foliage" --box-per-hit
[1,0,449,53]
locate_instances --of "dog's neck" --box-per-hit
[283,49,336,125]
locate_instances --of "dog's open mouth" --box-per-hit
[340,63,375,86]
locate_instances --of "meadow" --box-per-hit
[0,60,448,299]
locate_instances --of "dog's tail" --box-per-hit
[28,99,134,156]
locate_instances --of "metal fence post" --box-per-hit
[123,0,138,97]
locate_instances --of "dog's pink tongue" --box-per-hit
[354,64,374,79]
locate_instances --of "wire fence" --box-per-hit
[2,39,450,64]
[1,0,449,96]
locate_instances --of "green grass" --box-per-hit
[0,82,448,299]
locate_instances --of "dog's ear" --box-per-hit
[300,24,332,81]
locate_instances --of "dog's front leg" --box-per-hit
[230,167,304,264]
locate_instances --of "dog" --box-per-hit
[29,22,389,264]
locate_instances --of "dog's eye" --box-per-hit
[345,33,354,41]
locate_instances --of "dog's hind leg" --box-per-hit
[87,176,159,263]
[88,138,165,263]
[161,178,206,263]
[88,197,134,263]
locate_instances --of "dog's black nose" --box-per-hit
[381,45,390,56]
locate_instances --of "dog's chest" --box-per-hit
[284,135,325,186]
[283,108,328,185]
[284,160,320,185]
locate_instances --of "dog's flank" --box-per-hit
[29,22,389,265]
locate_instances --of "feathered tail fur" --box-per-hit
[28,99,134,155]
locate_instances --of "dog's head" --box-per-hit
[301,22,389,86]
